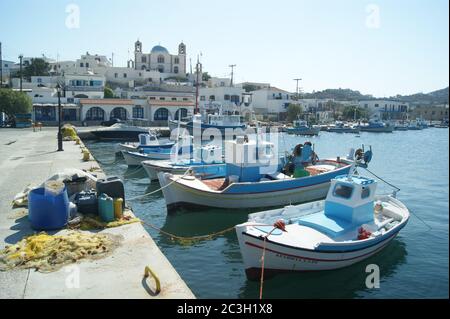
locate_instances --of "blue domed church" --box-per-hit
[133,40,186,77]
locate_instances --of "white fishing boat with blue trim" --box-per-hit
[122,143,222,167]
[235,157,409,279]
[114,133,175,155]
[158,139,365,211]
[142,160,226,182]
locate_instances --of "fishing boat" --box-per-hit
[169,113,246,136]
[407,119,423,130]
[358,119,394,133]
[114,133,175,155]
[158,139,364,212]
[394,121,409,131]
[235,156,409,279]
[122,143,222,167]
[286,119,320,136]
[142,160,226,182]
[326,121,360,133]
[90,123,150,141]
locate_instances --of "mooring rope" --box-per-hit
[363,167,401,193]
[259,226,278,300]
[126,167,193,201]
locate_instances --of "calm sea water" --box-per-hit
[85,128,449,299]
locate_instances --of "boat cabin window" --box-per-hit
[361,187,370,199]
[333,184,353,199]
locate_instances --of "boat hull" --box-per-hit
[286,127,320,135]
[236,229,399,279]
[158,161,352,211]
[122,150,171,166]
[91,130,148,141]
[326,128,360,133]
[359,127,394,133]
[142,161,226,181]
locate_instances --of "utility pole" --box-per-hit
[195,55,202,114]
[19,54,23,92]
[0,42,3,88]
[229,64,236,87]
[293,78,302,100]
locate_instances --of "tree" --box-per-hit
[104,86,114,98]
[287,103,303,122]
[342,106,368,120]
[0,89,32,117]
[17,58,50,81]
[202,72,211,81]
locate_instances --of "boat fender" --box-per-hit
[357,227,372,240]
[273,220,287,232]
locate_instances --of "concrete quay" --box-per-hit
[0,127,194,299]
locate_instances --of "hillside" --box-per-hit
[301,87,448,106]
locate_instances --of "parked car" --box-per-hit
[101,118,122,127]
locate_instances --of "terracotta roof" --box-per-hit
[149,101,195,107]
[80,99,133,105]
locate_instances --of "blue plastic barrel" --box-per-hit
[28,187,70,230]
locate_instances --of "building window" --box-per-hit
[154,108,169,121]
[141,65,147,71]
[80,63,84,67]
[174,66,179,74]
[149,97,156,100]
[224,95,230,100]
[158,66,164,73]
[175,108,188,120]
[141,56,147,63]
[172,97,177,101]
[114,73,118,78]
[139,73,142,77]
[183,98,188,101]
[157,55,165,63]
[200,96,206,101]
[86,63,89,68]
[133,106,144,119]
[110,107,127,120]
[160,97,165,100]
[231,95,240,104]
[375,104,379,107]
[85,107,105,121]
[174,57,179,64]
[123,73,127,78]
[209,95,215,101]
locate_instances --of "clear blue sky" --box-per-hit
[1,0,448,97]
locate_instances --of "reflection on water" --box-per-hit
[85,128,449,299]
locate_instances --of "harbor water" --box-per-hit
[85,128,449,298]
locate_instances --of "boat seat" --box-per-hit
[298,211,354,238]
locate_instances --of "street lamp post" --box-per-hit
[56,84,63,151]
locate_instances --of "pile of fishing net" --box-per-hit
[69,212,141,231]
[0,231,122,272]
[61,124,79,141]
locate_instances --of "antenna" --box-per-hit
[229,64,236,87]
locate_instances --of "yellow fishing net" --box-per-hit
[75,215,141,231]
[61,124,78,140]
[0,231,121,272]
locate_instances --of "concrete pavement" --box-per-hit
[0,127,194,299]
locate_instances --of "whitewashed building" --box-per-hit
[359,100,409,120]
[199,86,245,115]
[249,87,293,117]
